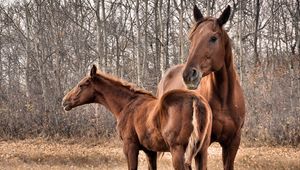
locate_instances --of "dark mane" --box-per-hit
[95,71,156,98]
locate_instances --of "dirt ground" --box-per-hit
[0,138,299,170]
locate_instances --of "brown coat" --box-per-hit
[62,65,212,170]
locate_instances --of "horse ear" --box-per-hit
[217,5,231,26]
[193,5,203,22]
[90,65,97,78]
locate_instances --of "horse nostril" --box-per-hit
[189,68,199,81]
[183,67,201,85]
[191,69,198,78]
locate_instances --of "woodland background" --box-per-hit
[0,0,299,146]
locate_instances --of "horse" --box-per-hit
[62,65,212,170]
[157,5,245,170]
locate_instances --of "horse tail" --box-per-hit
[184,97,211,166]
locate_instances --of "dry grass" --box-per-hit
[0,138,299,170]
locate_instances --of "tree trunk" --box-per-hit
[179,0,184,63]
[296,0,300,54]
[50,0,63,107]
[24,1,32,99]
[281,5,289,54]
[154,0,161,81]
[165,0,171,68]
[142,0,148,79]
[136,0,142,86]
[270,0,275,61]
[159,0,165,76]
[238,0,244,84]
[0,43,1,88]
[35,0,48,113]
[101,0,107,71]
[173,0,184,63]
[116,36,120,76]
[95,0,103,68]
[253,0,260,64]
[205,0,215,16]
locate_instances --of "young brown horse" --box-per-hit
[62,65,212,170]
[157,5,245,170]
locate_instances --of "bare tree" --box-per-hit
[0,0,298,145]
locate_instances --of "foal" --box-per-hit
[62,65,212,170]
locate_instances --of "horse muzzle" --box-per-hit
[182,67,201,90]
[62,100,72,111]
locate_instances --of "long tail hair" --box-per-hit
[184,98,211,166]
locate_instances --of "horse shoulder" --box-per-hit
[116,98,147,141]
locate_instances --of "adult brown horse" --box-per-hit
[62,65,212,170]
[157,5,245,170]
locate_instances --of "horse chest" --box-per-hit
[210,107,239,143]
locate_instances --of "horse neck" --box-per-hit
[210,44,236,105]
[94,80,137,120]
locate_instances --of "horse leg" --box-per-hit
[221,132,241,170]
[123,142,139,170]
[170,145,187,170]
[194,146,208,170]
[144,150,157,170]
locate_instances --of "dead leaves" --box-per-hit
[0,139,299,169]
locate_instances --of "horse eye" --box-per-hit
[209,36,217,43]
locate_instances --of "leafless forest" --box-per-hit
[0,0,299,147]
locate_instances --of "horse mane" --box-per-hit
[94,70,156,98]
[223,28,233,68]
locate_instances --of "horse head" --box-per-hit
[183,5,231,89]
[62,65,98,111]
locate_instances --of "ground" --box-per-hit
[0,138,299,170]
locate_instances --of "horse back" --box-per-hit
[157,64,186,97]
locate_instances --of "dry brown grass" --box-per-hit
[0,138,299,170]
